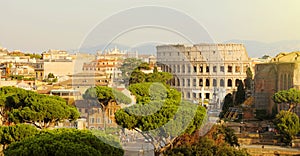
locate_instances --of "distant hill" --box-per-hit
[74,40,300,58]
[224,40,300,58]
[75,43,158,55]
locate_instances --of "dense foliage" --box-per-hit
[220,93,234,118]
[234,79,245,105]
[115,82,207,155]
[274,110,300,145]
[4,128,124,156]
[165,137,249,156]
[244,67,253,90]
[166,125,248,156]
[119,58,172,85]
[0,86,80,129]
[83,86,131,105]
[273,88,300,112]
[24,53,42,59]
[0,124,39,150]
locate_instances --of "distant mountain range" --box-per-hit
[74,40,300,58]
[224,40,300,58]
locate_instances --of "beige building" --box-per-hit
[75,99,121,129]
[157,43,251,108]
[254,52,300,116]
[35,50,78,80]
[42,49,72,61]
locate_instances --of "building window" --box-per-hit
[235,66,240,72]
[228,79,232,87]
[90,118,95,124]
[182,79,185,86]
[220,79,225,87]
[206,79,210,86]
[173,65,176,72]
[213,66,217,72]
[177,78,180,86]
[206,66,209,73]
[228,65,232,72]
[193,93,196,98]
[213,79,217,87]
[187,79,190,87]
[187,65,191,73]
[199,93,202,98]
[200,66,203,73]
[205,93,210,99]
[193,65,197,73]
[177,65,180,73]
[199,79,203,86]
[187,92,190,98]
[182,65,185,73]
[220,66,224,72]
[193,79,196,86]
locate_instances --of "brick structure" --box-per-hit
[254,52,300,116]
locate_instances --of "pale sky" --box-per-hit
[0,0,300,53]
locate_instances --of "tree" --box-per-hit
[47,73,55,79]
[129,69,146,84]
[214,125,239,147]
[274,110,300,145]
[165,137,249,156]
[0,124,39,150]
[115,82,207,156]
[261,54,271,59]
[4,128,124,156]
[24,53,42,59]
[83,86,131,130]
[119,58,144,85]
[127,66,173,85]
[244,67,253,90]
[120,58,143,77]
[83,86,131,106]
[145,71,173,84]
[234,80,245,106]
[220,93,234,118]
[272,88,300,112]
[0,86,80,129]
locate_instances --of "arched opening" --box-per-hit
[220,79,224,87]
[206,79,210,86]
[213,79,217,87]
[227,79,232,87]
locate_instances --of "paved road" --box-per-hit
[241,144,300,152]
[123,140,154,156]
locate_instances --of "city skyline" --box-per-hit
[1,0,300,56]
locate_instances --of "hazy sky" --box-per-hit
[0,0,300,53]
